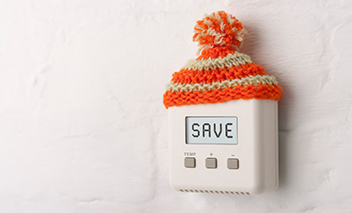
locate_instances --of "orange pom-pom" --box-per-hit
[193,11,245,55]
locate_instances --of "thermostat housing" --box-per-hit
[168,99,279,195]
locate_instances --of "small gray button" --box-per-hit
[227,158,239,169]
[206,158,217,169]
[184,157,196,168]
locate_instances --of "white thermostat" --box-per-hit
[168,99,279,195]
[163,11,282,195]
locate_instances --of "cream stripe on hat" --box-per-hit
[166,75,278,92]
[183,52,252,71]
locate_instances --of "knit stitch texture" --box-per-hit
[163,11,282,109]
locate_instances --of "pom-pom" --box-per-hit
[193,11,245,55]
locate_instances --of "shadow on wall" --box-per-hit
[241,23,293,192]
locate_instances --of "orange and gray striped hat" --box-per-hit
[163,11,282,109]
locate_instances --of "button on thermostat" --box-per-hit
[184,157,196,168]
[227,158,239,169]
[206,158,217,169]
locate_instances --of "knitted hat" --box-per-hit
[163,11,282,109]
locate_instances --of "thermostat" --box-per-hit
[163,11,282,195]
[168,99,279,195]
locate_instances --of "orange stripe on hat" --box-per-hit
[171,63,267,85]
[163,84,282,109]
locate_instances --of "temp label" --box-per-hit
[186,116,238,145]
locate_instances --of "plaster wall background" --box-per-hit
[1,0,352,212]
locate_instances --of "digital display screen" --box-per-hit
[186,116,238,145]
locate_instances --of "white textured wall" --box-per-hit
[1,0,352,212]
